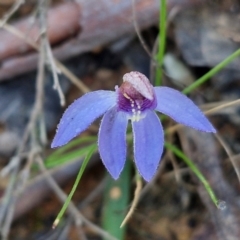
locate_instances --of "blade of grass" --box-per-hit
[183,48,240,94]
[102,160,131,240]
[155,0,167,86]
[165,142,218,206]
[53,144,97,228]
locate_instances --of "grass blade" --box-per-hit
[165,142,218,206]
[53,144,97,228]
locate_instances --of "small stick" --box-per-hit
[120,171,142,228]
[0,0,25,27]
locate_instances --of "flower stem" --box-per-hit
[102,160,131,239]
[183,48,240,94]
[165,142,218,207]
[155,0,167,86]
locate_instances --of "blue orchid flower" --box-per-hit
[51,71,216,181]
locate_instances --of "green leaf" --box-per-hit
[48,136,96,159]
[45,143,96,168]
[45,136,97,168]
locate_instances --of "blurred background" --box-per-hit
[0,0,240,239]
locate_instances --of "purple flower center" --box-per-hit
[117,82,157,121]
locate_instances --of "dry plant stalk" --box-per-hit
[120,174,142,228]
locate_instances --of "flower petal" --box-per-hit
[98,107,128,179]
[51,91,116,148]
[154,87,216,132]
[132,111,164,182]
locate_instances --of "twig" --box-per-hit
[1,197,17,240]
[0,0,25,27]
[131,0,161,71]
[120,172,142,228]
[0,156,20,177]
[0,161,19,232]
[214,133,240,184]
[55,61,89,93]
[167,144,182,183]
[15,147,41,195]
[16,0,46,154]
[204,99,240,116]
[39,0,65,107]
[131,0,153,58]
[45,40,65,106]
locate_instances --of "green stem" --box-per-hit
[165,142,218,206]
[183,48,240,94]
[155,0,167,86]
